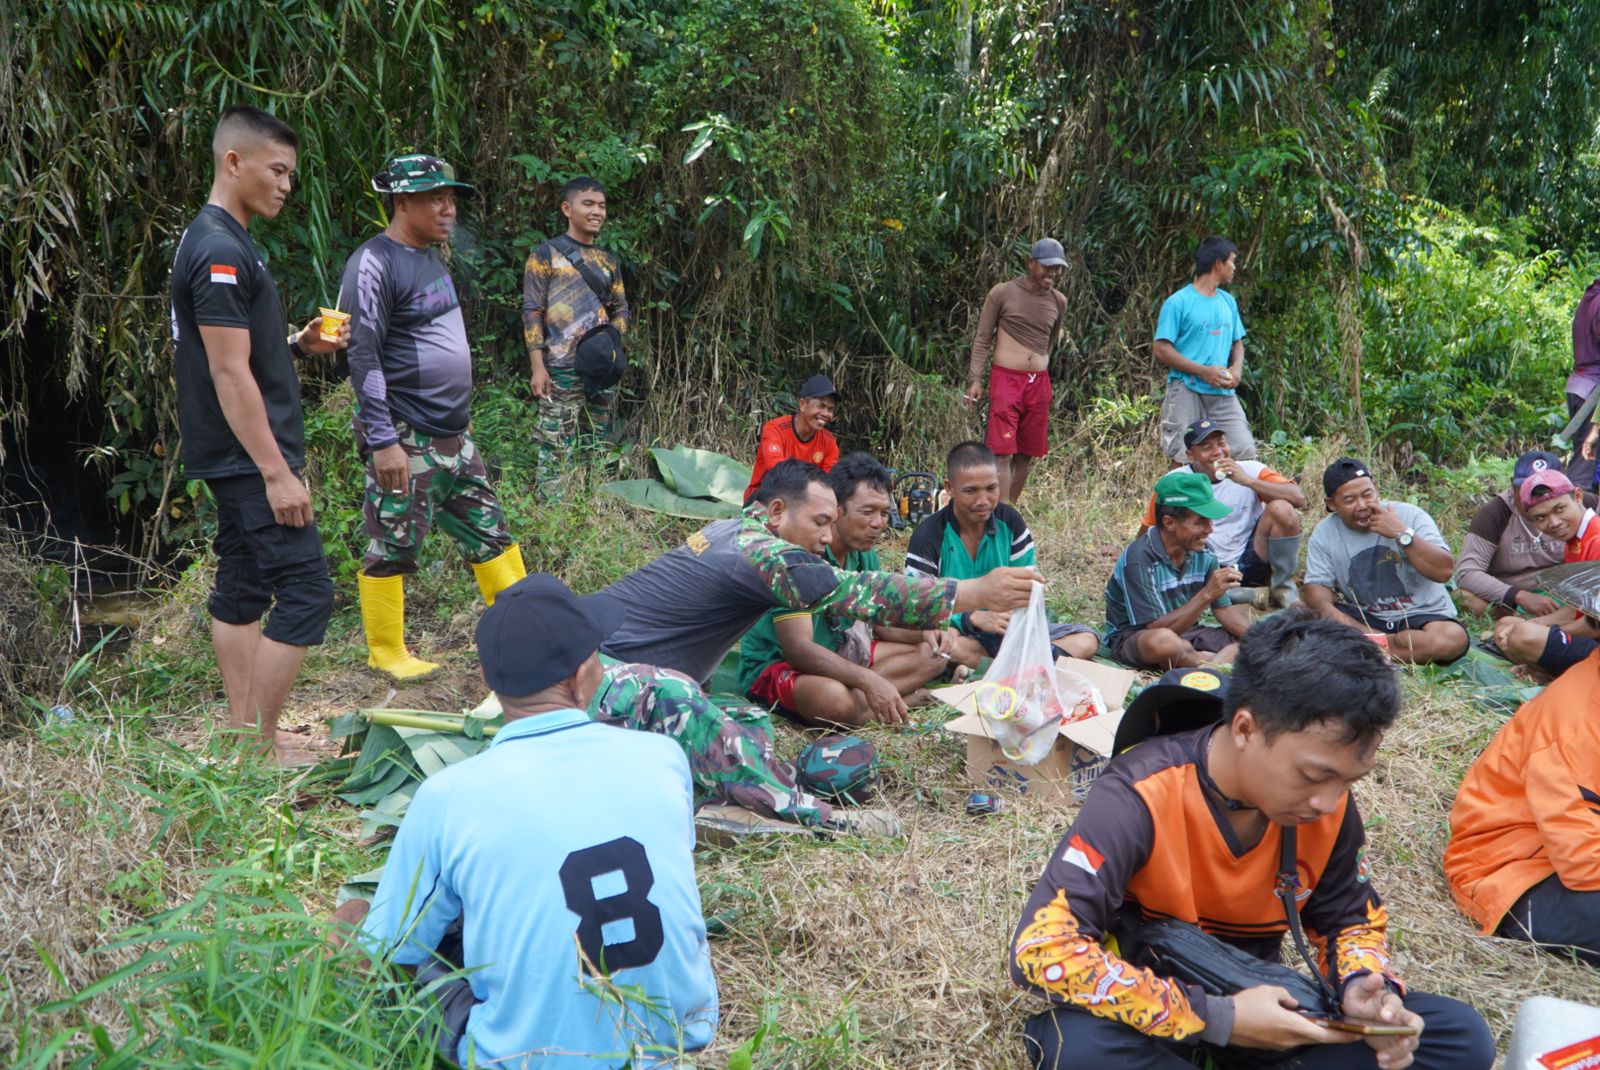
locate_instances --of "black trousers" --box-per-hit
[413,919,479,1065]
[1498,873,1600,966]
[1024,992,1494,1070]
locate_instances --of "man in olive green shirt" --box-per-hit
[740,454,952,727]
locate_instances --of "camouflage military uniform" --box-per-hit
[523,238,630,503]
[363,425,511,577]
[589,658,832,827]
[532,366,615,501]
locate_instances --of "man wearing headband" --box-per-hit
[1302,459,1467,664]
[1492,469,1600,680]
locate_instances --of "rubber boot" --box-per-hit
[358,572,440,680]
[470,544,526,607]
[1267,534,1301,608]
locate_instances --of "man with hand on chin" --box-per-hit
[1303,459,1467,665]
[338,155,524,683]
[170,105,343,764]
[1012,611,1494,1070]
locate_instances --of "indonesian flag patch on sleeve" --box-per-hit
[209,264,239,285]
[1062,834,1104,876]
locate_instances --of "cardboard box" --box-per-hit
[935,657,1139,803]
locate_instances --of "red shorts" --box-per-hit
[985,365,1051,457]
[749,645,878,713]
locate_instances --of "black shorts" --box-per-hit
[1538,627,1599,677]
[1109,625,1233,670]
[970,620,1099,658]
[1236,516,1271,587]
[205,472,334,647]
[1331,605,1464,637]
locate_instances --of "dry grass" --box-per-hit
[6,436,1599,1066]
[0,734,199,1054]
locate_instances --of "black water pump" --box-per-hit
[890,470,940,530]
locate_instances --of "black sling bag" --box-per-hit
[550,234,627,392]
[1122,825,1343,1017]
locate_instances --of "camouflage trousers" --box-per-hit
[363,427,511,577]
[589,659,832,827]
[533,365,615,503]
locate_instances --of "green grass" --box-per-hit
[7,384,1600,1068]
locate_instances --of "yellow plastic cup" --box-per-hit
[318,307,350,343]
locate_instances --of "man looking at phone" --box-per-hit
[1011,611,1494,1070]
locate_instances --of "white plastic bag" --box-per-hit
[973,582,1077,765]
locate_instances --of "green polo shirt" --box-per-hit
[903,502,1036,630]
[737,545,882,695]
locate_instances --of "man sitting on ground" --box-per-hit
[1455,451,1573,619]
[1492,469,1600,679]
[1445,646,1600,967]
[1303,458,1468,665]
[1140,418,1305,608]
[739,453,952,727]
[355,573,718,1067]
[906,440,1099,664]
[743,374,841,503]
[603,458,1039,684]
[1013,610,1494,1070]
[1104,470,1250,670]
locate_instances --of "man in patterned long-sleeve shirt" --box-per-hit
[1010,611,1492,1070]
[522,176,630,501]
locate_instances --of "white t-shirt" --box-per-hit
[1144,462,1293,566]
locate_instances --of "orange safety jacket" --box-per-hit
[1444,650,1600,932]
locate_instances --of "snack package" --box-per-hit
[973,582,1104,765]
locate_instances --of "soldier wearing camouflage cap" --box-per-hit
[336,153,525,680]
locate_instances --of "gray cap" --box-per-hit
[1030,237,1067,267]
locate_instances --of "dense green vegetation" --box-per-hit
[10,3,1600,1065]
[7,0,1600,550]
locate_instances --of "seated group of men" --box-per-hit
[346,414,1600,1068]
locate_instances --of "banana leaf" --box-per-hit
[1413,646,1543,715]
[600,445,752,519]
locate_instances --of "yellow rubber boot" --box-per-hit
[470,544,527,607]
[357,572,440,680]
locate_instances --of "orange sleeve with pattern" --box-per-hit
[1014,889,1207,1039]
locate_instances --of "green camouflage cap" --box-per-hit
[371,153,475,195]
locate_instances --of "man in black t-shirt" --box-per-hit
[170,105,345,764]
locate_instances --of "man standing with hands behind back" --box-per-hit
[523,177,631,502]
[965,238,1070,505]
[170,106,344,764]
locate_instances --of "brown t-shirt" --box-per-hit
[968,277,1067,381]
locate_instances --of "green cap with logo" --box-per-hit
[371,154,475,195]
[1154,470,1232,519]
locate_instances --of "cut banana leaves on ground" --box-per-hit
[601,445,751,519]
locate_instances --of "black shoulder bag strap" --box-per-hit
[1276,824,1343,1011]
[550,234,615,312]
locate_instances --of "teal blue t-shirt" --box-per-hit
[1154,283,1246,396]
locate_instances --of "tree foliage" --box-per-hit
[4,0,1598,552]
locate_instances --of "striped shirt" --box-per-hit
[905,502,1035,632]
[1104,527,1228,640]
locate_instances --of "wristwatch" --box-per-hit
[1397,527,1415,547]
[287,334,306,359]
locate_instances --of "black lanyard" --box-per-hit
[1276,824,1342,1009]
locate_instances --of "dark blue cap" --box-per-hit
[475,573,627,697]
[1512,450,1563,488]
[1183,418,1227,449]
[798,373,840,400]
[1111,666,1230,756]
